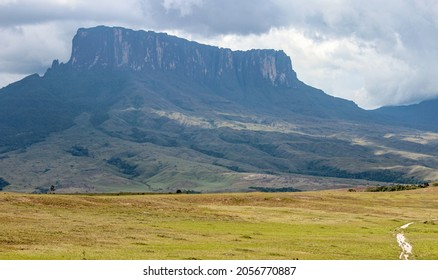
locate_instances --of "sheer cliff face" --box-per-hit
[68,26,298,87]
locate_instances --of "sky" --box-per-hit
[0,0,437,109]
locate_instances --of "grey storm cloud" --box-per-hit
[141,0,288,35]
[144,0,438,107]
[0,0,437,108]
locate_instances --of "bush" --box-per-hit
[67,145,89,157]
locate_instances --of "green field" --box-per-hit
[1,187,437,260]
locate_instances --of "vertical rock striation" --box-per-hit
[68,26,298,88]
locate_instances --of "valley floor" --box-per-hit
[0,187,437,260]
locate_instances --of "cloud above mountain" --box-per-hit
[1,0,437,108]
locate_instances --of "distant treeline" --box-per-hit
[305,161,422,184]
[249,186,302,193]
[365,183,429,192]
[175,189,201,194]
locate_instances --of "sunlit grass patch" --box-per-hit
[0,188,437,259]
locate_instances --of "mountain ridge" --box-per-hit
[374,98,438,132]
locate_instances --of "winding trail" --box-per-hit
[397,222,414,260]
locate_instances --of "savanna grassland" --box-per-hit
[0,187,437,260]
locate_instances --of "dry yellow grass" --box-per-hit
[0,187,437,260]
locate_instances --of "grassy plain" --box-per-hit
[0,187,437,260]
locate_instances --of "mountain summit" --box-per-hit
[0,26,435,193]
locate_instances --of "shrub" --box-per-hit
[67,145,89,157]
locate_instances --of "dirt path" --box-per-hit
[397,222,414,260]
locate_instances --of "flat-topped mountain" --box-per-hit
[0,26,436,193]
[70,26,298,87]
[66,26,364,118]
